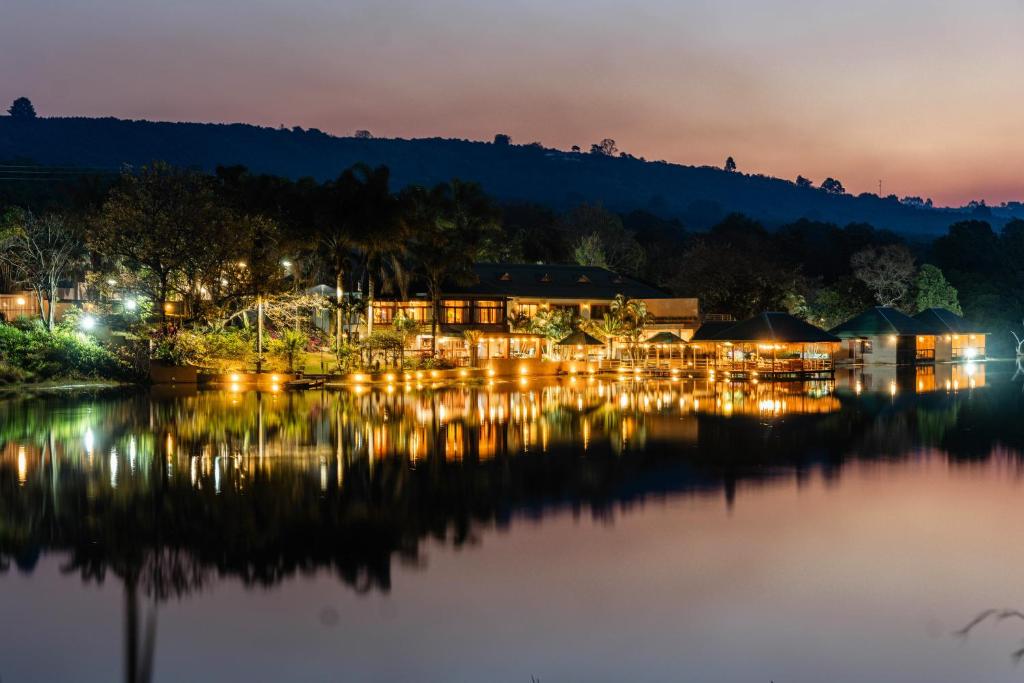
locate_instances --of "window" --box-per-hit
[443,300,470,324]
[861,340,873,354]
[400,301,431,322]
[552,304,580,316]
[513,303,540,319]
[590,304,610,320]
[372,302,396,324]
[474,300,505,324]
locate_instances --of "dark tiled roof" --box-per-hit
[690,321,737,341]
[830,307,932,338]
[713,311,839,343]
[440,263,670,300]
[913,308,985,335]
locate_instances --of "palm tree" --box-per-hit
[318,164,395,348]
[404,181,498,357]
[587,313,623,366]
[463,329,483,367]
[610,294,652,366]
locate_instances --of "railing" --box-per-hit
[915,349,935,362]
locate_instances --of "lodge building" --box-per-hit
[370,263,700,364]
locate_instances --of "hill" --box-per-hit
[0,115,1006,235]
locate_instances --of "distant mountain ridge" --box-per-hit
[0,115,1009,235]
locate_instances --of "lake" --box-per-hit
[3,361,1024,682]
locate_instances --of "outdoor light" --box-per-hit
[281,259,293,269]
[15,296,25,306]
[964,347,978,359]
[106,278,117,286]
[80,315,97,331]
[124,298,137,311]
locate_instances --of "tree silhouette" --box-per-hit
[353,130,372,139]
[493,133,510,146]
[724,156,737,172]
[7,96,36,119]
[820,177,846,194]
[795,175,813,188]
[590,138,618,156]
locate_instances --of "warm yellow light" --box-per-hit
[385,373,396,382]
[430,370,439,378]
[164,303,173,313]
[15,296,26,306]
[270,374,279,382]
[889,335,898,343]
[488,368,496,377]
[230,373,240,382]
[519,366,528,375]
[889,381,897,396]
[271,383,280,392]
[459,369,468,378]
[352,373,366,383]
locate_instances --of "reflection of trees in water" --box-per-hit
[2,372,1024,599]
[1,373,1024,678]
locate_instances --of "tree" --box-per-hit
[585,313,623,364]
[318,164,394,347]
[353,130,372,139]
[795,175,813,189]
[7,97,36,120]
[404,180,497,356]
[463,329,483,366]
[724,156,737,172]
[820,177,846,194]
[571,145,581,153]
[914,264,961,314]
[559,204,644,275]
[572,233,607,268]
[493,133,511,146]
[270,328,308,373]
[610,295,651,365]
[0,210,83,331]
[590,138,618,156]
[850,244,916,308]
[92,162,224,329]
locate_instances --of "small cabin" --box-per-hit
[830,307,936,365]
[912,308,986,361]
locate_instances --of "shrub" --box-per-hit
[0,322,134,383]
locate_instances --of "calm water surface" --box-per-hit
[3,363,1024,682]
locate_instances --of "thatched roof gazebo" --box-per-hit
[556,330,606,347]
[691,312,838,376]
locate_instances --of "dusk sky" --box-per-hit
[5,0,1024,206]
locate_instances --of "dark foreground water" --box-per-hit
[3,362,1024,682]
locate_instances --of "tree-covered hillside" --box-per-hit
[0,114,1003,235]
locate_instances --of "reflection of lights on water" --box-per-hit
[129,436,137,473]
[889,381,897,397]
[110,448,118,488]
[84,429,95,455]
[964,362,977,377]
[619,393,629,409]
[17,445,27,485]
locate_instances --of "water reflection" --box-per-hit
[0,363,1020,681]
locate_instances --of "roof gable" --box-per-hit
[913,308,982,334]
[830,307,932,338]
